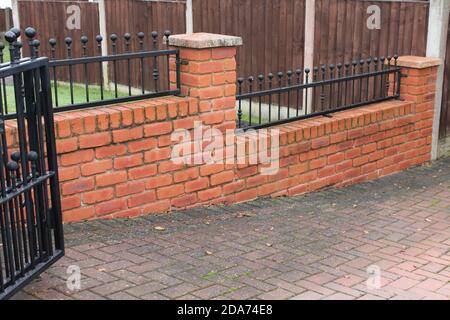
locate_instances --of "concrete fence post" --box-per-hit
[98,0,110,90]
[426,0,450,159]
[185,0,193,34]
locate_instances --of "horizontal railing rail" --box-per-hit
[237,56,401,130]
[0,27,181,120]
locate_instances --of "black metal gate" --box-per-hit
[0,29,64,300]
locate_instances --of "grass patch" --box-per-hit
[1,41,10,63]
[202,271,219,280]
[2,82,128,113]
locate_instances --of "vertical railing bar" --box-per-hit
[81,36,90,103]
[32,66,53,258]
[40,64,65,252]
[258,75,263,124]
[96,36,104,101]
[65,38,74,105]
[124,33,132,96]
[237,78,243,129]
[0,42,8,115]
[13,70,37,269]
[277,72,283,120]
[0,154,15,282]
[329,64,335,110]
[10,152,28,265]
[268,73,273,123]
[49,39,59,107]
[7,161,24,274]
[164,31,171,91]
[138,32,145,94]
[111,34,118,98]
[248,76,254,126]
[22,69,44,262]
[296,69,301,116]
[287,71,292,119]
[152,32,159,92]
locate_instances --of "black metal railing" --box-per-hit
[237,56,401,130]
[0,29,64,299]
[0,27,181,119]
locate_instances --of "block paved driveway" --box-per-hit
[13,159,450,300]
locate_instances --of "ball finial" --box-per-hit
[5,31,17,44]
[25,27,36,39]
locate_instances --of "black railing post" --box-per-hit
[237,77,244,128]
[152,31,159,92]
[65,37,74,104]
[124,33,132,96]
[81,36,90,102]
[96,35,104,100]
[138,32,145,94]
[110,33,118,98]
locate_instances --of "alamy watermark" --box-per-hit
[66,265,81,291]
[66,5,81,30]
[366,264,382,290]
[171,121,280,175]
[367,5,381,30]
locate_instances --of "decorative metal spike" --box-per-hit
[65,37,73,58]
[96,35,103,55]
[137,32,145,51]
[164,30,171,47]
[49,38,57,59]
[81,36,88,56]
[124,33,131,52]
[5,31,17,63]
[7,161,18,190]
[151,31,158,50]
[28,151,38,179]
[110,33,118,54]
[11,151,20,162]
[32,39,40,58]
[25,27,37,58]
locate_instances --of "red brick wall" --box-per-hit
[3,50,438,222]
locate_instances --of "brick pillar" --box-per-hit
[168,33,242,132]
[395,56,441,104]
[393,56,442,161]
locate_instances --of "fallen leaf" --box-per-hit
[266,243,273,247]
[205,251,213,255]
[236,211,257,218]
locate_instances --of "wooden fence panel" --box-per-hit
[314,0,429,66]
[17,0,100,84]
[0,8,12,32]
[104,0,186,90]
[440,11,450,139]
[193,0,306,80]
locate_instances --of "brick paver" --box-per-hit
[12,159,450,300]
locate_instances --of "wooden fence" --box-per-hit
[104,0,186,89]
[12,0,431,94]
[193,0,306,81]
[440,10,450,139]
[0,8,12,32]
[314,0,429,66]
[16,0,100,83]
